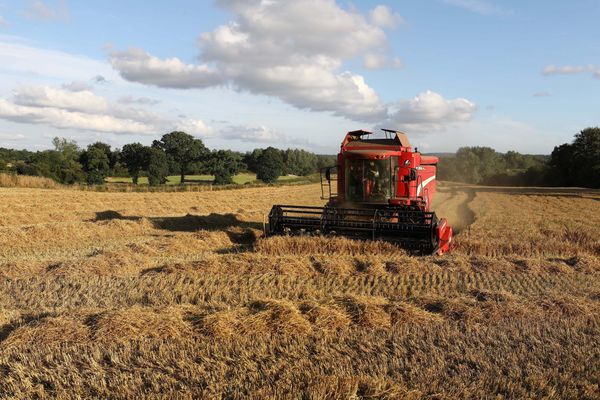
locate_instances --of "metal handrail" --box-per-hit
[415,174,423,201]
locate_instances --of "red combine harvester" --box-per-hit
[268,129,453,255]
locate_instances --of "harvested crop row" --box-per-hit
[2,291,598,348]
[0,309,598,398]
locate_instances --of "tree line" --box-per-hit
[1,127,597,188]
[0,131,336,186]
[437,127,599,188]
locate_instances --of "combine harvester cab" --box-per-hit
[269,129,453,255]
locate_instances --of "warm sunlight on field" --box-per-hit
[0,183,599,398]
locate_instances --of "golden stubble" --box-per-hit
[0,182,599,398]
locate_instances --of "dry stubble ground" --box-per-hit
[0,182,599,399]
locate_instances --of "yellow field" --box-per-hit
[0,183,599,398]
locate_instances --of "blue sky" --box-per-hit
[0,0,598,154]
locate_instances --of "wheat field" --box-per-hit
[0,182,599,399]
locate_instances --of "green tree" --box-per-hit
[472,147,503,178]
[86,142,118,173]
[504,151,523,171]
[47,137,85,183]
[14,138,86,184]
[549,143,574,186]
[437,156,459,182]
[80,145,110,184]
[153,131,208,184]
[316,154,337,171]
[52,137,79,159]
[572,127,600,187]
[550,127,600,187]
[120,143,149,184]
[454,148,482,183]
[256,147,284,183]
[15,160,42,176]
[449,147,504,184]
[208,150,243,185]
[284,149,318,175]
[244,149,263,173]
[147,148,169,186]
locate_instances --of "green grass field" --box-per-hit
[105,173,301,185]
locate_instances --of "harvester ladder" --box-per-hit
[320,167,338,200]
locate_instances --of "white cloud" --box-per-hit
[542,64,586,75]
[108,1,476,132]
[0,133,26,140]
[117,95,160,105]
[384,90,476,131]
[175,118,214,138]
[441,0,512,16]
[542,64,599,78]
[363,53,388,70]
[0,38,118,82]
[0,85,171,135]
[93,75,108,84]
[0,37,223,143]
[108,47,223,89]
[0,99,154,134]
[0,16,8,28]
[109,0,404,122]
[13,85,109,114]
[23,0,69,21]
[221,125,284,143]
[370,5,404,28]
[61,80,94,92]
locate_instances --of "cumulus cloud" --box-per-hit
[108,1,476,130]
[384,90,476,131]
[13,85,109,114]
[24,0,69,21]
[370,5,404,28]
[221,125,284,143]
[220,124,330,150]
[0,99,154,134]
[109,47,223,89]
[441,0,512,16]
[0,84,205,135]
[109,0,404,121]
[542,64,599,78]
[175,118,214,138]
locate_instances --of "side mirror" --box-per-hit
[325,167,331,181]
